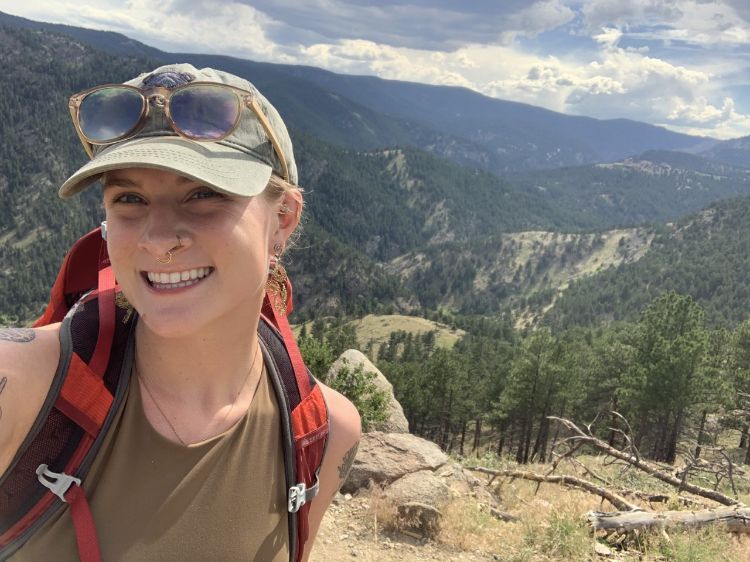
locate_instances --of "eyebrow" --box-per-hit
[101,177,139,191]
[101,174,198,190]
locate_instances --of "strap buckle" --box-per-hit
[36,464,81,503]
[288,483,306,513]
[288,479,321,513]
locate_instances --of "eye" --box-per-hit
[189,187,223,200]
[112,192,146,205]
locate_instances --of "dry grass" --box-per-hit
[347,314,464,352]
[365,454,750,561]
[293,314,465,357]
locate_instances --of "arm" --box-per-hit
[300,382,362,562]
[0,324,61,475]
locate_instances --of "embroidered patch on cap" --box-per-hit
[141,71,195,89]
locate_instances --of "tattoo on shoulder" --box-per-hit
[338,442,359,483]
[0,328,35,343]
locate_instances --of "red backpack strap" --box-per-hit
[262,283,311,399]
[34,227,105,327]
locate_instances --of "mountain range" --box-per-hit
[0,10,734,175]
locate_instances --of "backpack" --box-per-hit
[0,225,329,562]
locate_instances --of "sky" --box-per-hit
[4,0,750,139]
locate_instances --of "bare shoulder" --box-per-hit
[301,383,362,561]
[319,383,362,450]
[317,383,362,495]
[0,323,61,474]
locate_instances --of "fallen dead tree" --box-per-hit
[467,466,640,511]
[467,414,750,537]
[588,506,750,534]
[549,416,743,508]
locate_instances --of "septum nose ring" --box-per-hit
[156,235,183,265]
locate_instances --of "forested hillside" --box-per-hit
[546,197,750,328]
[510,150,750,227]
[0,27,159,320]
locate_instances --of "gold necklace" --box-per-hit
[136,342,262,446]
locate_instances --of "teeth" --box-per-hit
[146,267,212,287]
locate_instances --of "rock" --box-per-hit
[328,350,409,433]
[343,432,449,493]
[396,502,442,538]
[385,470,452,509]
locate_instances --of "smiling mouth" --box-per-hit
[144,267,214,290]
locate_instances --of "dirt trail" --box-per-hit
[309,495,493,562]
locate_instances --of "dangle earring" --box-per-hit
[266,242,289,316]
[115,292,135,323]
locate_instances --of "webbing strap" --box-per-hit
[89,266,116,376]
[263,294,311,399]
[55,354,114,437]
[67,486,103,562]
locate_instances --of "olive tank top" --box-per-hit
[12,364,289,561]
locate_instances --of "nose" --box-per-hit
[137,209,191,262]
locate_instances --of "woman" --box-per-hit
[0,63,361,560]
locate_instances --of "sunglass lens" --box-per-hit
[170,85,240,140]
[78,87,145,143]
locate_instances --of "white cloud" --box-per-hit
[583,0,750,48]
[668,96,735,125]
[592,26,623,48]
[2,0,292,61]
[300,40,475,88]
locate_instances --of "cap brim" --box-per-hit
[59,137,272,198]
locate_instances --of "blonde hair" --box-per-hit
[263,174,304,206]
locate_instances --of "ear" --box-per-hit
[275,190,303,243]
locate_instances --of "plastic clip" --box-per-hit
[36,464,81,503]
[288,483,307,513]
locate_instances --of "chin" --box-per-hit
[136,307,213,340]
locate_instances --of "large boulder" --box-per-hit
[342,432,449,493]
[327,349,409,433]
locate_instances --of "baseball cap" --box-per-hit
[59,63,297,198]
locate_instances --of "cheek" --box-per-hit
[103,220,140,279]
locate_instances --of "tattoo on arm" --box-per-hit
[0,376,6,421]
[338,442,359,484]
[0,329,35,343]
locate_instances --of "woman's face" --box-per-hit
[102,167,292,338]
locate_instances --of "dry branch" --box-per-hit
[467,466,641,511]
[478,503,520,522]
[588,506,750,535]
[549,416,744,507]
[619,490,706,509]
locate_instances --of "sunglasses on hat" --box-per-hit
[68,82,290,182]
